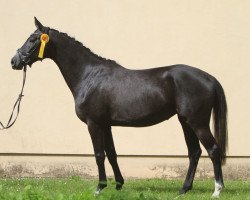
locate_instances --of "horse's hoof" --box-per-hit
[115,181,124,190]
[212,193,220,198]
[94,188,101,196]
[94,183,107,196]
[212,181,223,198]
[179,186,192,195]
[179,189,186,195]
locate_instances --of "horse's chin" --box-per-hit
[12,65,24,70]
[13,61,34,70]
[12,62,27,70]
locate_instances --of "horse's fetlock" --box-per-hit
[116,180,124,190]
[98,181,107,188]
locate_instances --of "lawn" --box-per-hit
[0,177,249,200]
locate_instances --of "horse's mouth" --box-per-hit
[11,53,32,70]
[12,62,26,70]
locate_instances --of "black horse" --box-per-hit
[11,18,227,197]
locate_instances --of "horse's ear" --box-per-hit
[34,17,44,31]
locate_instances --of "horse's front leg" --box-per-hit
[87,120,107,195]
[104,127,124,190]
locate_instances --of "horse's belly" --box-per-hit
[110,103,176,127]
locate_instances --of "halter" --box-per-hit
[17,37,40,65]
[17,28,50,65]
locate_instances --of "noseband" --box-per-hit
[17,37,40,65]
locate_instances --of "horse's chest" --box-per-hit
[74,96,107,124]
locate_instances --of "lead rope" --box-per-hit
[0,66,27,130]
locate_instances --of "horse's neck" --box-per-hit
[48,30,100,97]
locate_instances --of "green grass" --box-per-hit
[0,177,249,200]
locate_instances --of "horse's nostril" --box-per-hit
[11,58,16,66]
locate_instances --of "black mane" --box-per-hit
[51,28,120,65]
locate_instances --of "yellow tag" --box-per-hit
[38,34,49,58]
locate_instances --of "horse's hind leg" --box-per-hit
[190,125,224,198]
[104,128,124,190]
[178,116,202,194]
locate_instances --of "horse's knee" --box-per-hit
[95,153,105,165]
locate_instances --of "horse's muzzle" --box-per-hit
[11,53,24,70]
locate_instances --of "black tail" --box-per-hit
[213,81,228,165]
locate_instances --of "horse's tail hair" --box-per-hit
[213,80,228,165]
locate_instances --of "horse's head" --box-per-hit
[11,17,50,70]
